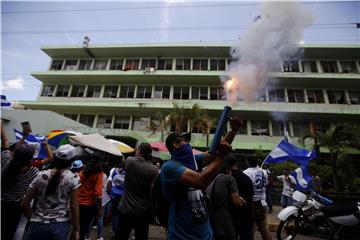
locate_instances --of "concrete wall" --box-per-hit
[1,108,86,143]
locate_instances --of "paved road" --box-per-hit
[89,205,323,240]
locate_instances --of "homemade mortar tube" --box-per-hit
[208,106,232,155]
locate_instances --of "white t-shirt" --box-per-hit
[29,169,81,223]
[277,175,296,197]
[243,166,268,206]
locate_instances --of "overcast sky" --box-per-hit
[1,0,359,101]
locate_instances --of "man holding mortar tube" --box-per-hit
[160,106,243,240]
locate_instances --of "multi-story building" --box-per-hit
[21,43,360,153]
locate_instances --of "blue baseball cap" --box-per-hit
[71,160,84,169]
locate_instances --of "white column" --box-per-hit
[269,121,273,136]
[247,120,252,136]
[344,90,351,105]
[323,89,329,104]
[316,60,323,73]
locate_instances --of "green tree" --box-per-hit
[316,123,360,191]
[147,111,170,142]
[167,102,189,132]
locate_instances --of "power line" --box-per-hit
[1,25,356,35]
[1,3,259,14]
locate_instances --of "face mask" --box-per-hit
[172,143,197,170]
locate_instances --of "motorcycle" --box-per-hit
[276,190,360,240]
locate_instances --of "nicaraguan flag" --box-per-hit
[1,95,12,108]
[263,138,317,166]
[14,129,47,159]
[291,166,312,191]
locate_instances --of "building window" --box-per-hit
[154,86,170,99]
[251,120,269,136]
[55,85,70,97]
[327,90,346,104]
[283,61,299,72]
[210,87,225,100]
[210,59,226,71]
[136,86,152,99]
[141,59,156,70]
[340,61,357,73]
[348,91,360,104]
[79,114,95,127]
[257,92,266,102]
[93,60,108,70]
[272,121,289,136]
[301,60,317,73]
[192,87,208,100]
[287,89,305,103]
[114,116,130,129]
[321,61,339,73]
[193,59,208,70]
[103,86,118,98]
[238,120,247,135]
[124,59,140,70]
[268,89,285,102]
[312,122,330,134]
[78,60,92,70]
[64,113,78,121]
[132,117,150,131]
[175,59,191,70]
[307,89,324,103]
[70,85,85,97]
[158,59,173,70]
[41,85,55,97]
[119,85,135,98]
[50,60,63,70]
[110,59,124,70]
[173,86,190,99]
[86,86,102,98]
[97,115,113,128]
[64,60,77,70]
[292,122,310,137]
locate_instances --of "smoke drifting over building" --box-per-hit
[224,1,314,104]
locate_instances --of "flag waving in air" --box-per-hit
[263,138,317,166]
[14,129,48,159]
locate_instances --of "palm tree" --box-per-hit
[147,111,170,142]
[192,113,215,148]
[316,123,360,191]
[167,102,189,132]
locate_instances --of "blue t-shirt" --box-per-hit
[160,154,212,240]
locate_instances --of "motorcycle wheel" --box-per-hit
[276,215,299,240]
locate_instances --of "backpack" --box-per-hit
[152,175,170,229]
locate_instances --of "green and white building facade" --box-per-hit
[21,43,360,152]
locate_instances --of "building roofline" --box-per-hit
[41,42,360,51]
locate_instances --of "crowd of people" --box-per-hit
[1,116,300,240]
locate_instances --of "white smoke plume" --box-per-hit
[224,1,314,104]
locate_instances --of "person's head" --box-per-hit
[220,161,232,175]
[45,144,76,196]
[165,132,191,154]
[83,152,104,177]
[246,155,259,168]
[2,144,35,187]
[70,160,84,172]
[225,153,238,171]
[137,143,152,161]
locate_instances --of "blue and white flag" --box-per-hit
[1,95,12,108]
[14,129,47,159]
[291,166,312,191]
[263,138,317,166]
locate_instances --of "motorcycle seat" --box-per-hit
[322,202,359,217]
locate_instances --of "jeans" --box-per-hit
[1,200,22,240]
[79,204,97,240]
[23,221,70,240]
[113,211,151,240]
[281,194,293,208]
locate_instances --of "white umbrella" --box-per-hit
[69,133,123,156]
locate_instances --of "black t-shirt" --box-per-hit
[231,170,254,212]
